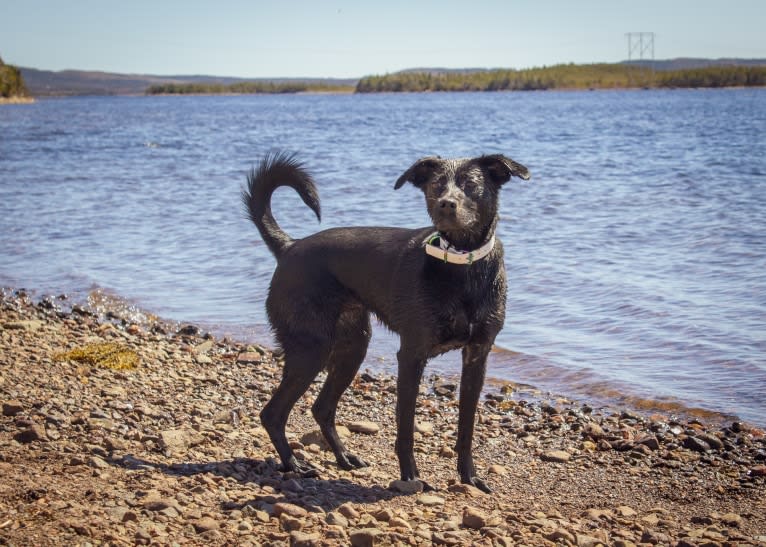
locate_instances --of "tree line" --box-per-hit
[146,81,354,95]
[355,64,766,93]
[0,56,31,98]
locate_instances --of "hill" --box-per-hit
[357,61,766,93]
[16,58,766,96]
[623,57,766,71]
[18,67,357,96]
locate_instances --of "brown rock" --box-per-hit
[577,533,605,547]
[325,511,349,528]
[159,428,203,455]
[583,422,606,439]
[350,527,384,547]
[546,528,576,544]
[279,513,303,532]
[541,449,571,463]
[439,446,457,458]
[371,508,393,522]
[462,506,488,529]
[338,502,360,520]
[193,517,220,533]
[388,516,412,530]
[290,531,322,547]
[274,502,309,519]
[389,479,423,494]
[347,421,380,434]
[615,505,637,518]
[14,424,47,443]
[417,494,445,506]
[2,400,24,416]
[720,512,743,527]
[415,421,434,435]
[236,351,262,364]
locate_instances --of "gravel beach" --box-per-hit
[1,290,765,546]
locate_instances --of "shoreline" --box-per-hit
[2,288,765,545]
[22,85,766,100]
[6,285,754,429]
[0,96,35,104]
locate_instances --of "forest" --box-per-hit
[0,56,31,98]
[355,64,766,93]
[146,81,354,95]
[145,64,766,95]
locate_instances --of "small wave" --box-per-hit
[486,345,745,427]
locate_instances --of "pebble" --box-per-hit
[389,479,424,494]
[325,511,349,527]
[415,421,434,435]
[290,531,322,547]
[192,517,220,533]
[350,527,384,547]
[273,502,309,519]
[462,506,488,529]
[541,449,571,463]
[13,424,47,443]
[1,291,765,546]
[2,400,24,416]
[417,494,445,506]
[347,420,381,434]
[236,351,262,364]
[683,436,712,453]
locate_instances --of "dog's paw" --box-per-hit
[420,479,438,492]
[464,476,492,494]
[282,456,320,478]
[338,452,368,470]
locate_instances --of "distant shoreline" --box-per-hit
[0,96,34,104]
[19,58,766,97]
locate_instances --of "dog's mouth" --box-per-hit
[431,206,475,233]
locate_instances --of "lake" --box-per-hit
[1,89,765,426]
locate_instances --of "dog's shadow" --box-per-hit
[114,454,403,513]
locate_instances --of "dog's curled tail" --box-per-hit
[242,152,321,259]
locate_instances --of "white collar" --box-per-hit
[423,231,496,265]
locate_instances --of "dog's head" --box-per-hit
[395,154,530,249]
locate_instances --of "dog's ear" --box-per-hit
[394,157,443,189]
[477,154,531,185]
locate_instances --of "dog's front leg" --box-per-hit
[394,348,431,488]
[457,342,492,493]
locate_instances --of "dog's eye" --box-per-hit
[432,178,447,192]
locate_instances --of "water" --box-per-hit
[2,90,765,426]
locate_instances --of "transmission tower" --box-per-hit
[626,32,655,86]
[626,32,655,64]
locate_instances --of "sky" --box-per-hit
[2,0,765,79]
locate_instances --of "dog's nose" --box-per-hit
[439,198,457,210]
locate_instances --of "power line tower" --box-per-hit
[625,32,655,87]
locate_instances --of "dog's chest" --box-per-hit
[430,287,495,353]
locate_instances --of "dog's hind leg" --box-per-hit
[260,340,325,477]
[312,305,372,470]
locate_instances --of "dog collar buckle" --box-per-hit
[423,232,495,265]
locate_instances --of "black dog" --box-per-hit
[242,152,530,492]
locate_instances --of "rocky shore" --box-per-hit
[1,289,765,546]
